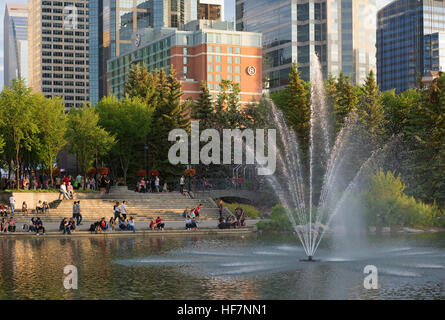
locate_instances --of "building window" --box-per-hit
[216,46,221,53]
[208,45,213,52]
[184,66,188,74]
[208,65,213,72]
[228,65,233,73]
[215,65,221,72]
[227,56,233,64]
[216,74,222,81]
[208,55,213,63]
[235,48,240,54]
[235,75,241,83]
[208,74,213,82]
[183,57,188,64]
[216,56,221,63]
[228,47,233,54]
[235,66,241,73]
[235,57,241,64]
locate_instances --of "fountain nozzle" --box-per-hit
[300,255,319,262]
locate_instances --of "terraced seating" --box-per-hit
[12,191,220,224]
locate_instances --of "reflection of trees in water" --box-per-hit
[198,277,261,300]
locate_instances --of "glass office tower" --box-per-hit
[3,4,28,87]
[89,0,199,105]
[377,0,445,93]
[236,0,376,91]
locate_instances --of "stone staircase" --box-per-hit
[12,190,220,224]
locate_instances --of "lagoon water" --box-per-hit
[0,233,444,300]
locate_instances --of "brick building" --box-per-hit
[107,20,262,104]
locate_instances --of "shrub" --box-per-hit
[257,205,294,231]
[223,202,260,219]
[362,169,443,228]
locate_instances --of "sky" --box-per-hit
[0,0,392,90]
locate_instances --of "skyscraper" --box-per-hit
[3,3,28,87]
[89,0,200,105]
[236,0,377,91]
[28,0,90,108]
[377,0,445,93]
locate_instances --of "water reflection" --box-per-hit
[0,233,444,299]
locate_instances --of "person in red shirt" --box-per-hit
[149,218,157,230]
[155,217,165,230]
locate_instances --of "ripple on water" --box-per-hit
[411,264,445,269]
[379,268,420,277]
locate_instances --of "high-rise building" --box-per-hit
[236,0,377,91]
[108,20,263,104]
[89,0,199,105]
[377,0,445,93]
[199,0,224,21]
[3,3,28,87]
[28,0,89,108]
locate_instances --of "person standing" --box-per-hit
[9,195,15,216]
[76,174,82,190]
[76,201,83,225]
[105,176,111,193]
[180,176,185,194]
[121,201,127,221]
[72,201,78,225]
[155,176,160,193]
[113,202,121,222]
[218,200,223,220]
[58,183,69,200]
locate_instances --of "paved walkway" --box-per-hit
[10,219,261,232]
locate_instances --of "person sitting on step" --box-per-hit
[8,217,16,232]
[22,201,28,215]
[155,217,165,230]
[36,201,44,214]
[149,217,157,230]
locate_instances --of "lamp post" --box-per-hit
[144,144,149,177]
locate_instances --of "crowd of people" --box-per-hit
[136,176,169,193]
[218,205,246,229]
[183,205,202,230]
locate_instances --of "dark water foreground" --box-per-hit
[0,232,444,300]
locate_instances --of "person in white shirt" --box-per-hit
[180,176,185,194]
[9,196,15,215]
[155,176,160,192]
[121,201,127,220]
[58,183,69,200]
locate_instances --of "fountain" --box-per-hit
[261,53,393,261]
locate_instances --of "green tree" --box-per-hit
[334,72,359,134]
[0,78,38,189]
[357,70,387,146]
[192,81,214,129]
[274,62,311,163]
[124,63,159,104]
[35,95,67,186]
[149,66,188,176]
[66,105,115,181]
[403,73,445,206]
[97,95,154,185]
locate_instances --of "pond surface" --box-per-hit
[0,232,444,299]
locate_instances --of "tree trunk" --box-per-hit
[50,166,54,189]
[16,145,20,190]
